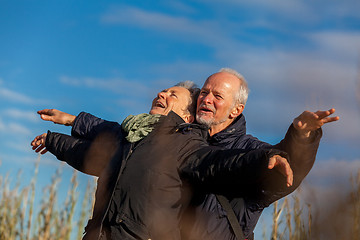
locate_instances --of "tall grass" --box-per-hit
[0,156,96,240]
[350,170,360,240]
[1,156,359,240]
[269,169,360,240]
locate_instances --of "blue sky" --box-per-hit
[1,0,360,237]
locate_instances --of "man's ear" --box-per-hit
[229,104,244,119]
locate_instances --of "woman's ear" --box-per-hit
[183,114,195,123]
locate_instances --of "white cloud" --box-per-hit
[5,138,33,153]
[195,0,360,26]
[100,6,237,49]
[3,108,40,123]
[209,0,310,19]
[163,1,197,14]
[0,118,5,131]
[309,31,360,60]
[230,48,356,104]
[102,6,192,28]
[307,158,360,183]
[147,60,216,85]
[0,117,32,136]
[0,87,36,104]
[60,76,151,95]
[116,99,149,116]
[313,0,360,20]
[100,3,360,63]
[7,122,32,136]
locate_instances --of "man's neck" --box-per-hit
[209,120,234,136]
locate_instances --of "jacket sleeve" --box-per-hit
[180,147,289,197]
[274,125,322,189]
[239,125,322,206]
[71,112,123,140]
[45,130,119,177]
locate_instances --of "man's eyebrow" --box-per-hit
[201,88,223,95]
[213,90,224,95]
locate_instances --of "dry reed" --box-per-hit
[1,156,359,240]
[269,168,360,240]
[0,155,95,240]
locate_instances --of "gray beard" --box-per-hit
[196,114,228,128]
[196,114,213,127]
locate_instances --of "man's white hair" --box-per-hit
[219,67,249,106]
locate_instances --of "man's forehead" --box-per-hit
[201,81,233,93]
[202,73,239,90]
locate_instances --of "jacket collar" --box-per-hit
[209,114,247,144]
[164,111,187,125]
[165,111,209,139]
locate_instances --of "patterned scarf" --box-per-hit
[121,113,162,143]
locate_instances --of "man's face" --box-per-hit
[196,72,242,133]
[150,86,193,123]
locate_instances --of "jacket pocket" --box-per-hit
[109,212,151,240]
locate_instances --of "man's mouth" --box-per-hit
[198,104,215,114]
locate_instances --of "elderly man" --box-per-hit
[182,68,339,240]
[31,81,293,240]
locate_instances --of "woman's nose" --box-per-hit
[157,91,166,99]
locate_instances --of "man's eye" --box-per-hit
[171,93,178,98]
[215,95,223,99]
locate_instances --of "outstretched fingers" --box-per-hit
[36,108,75,126]
[316,108,339,125]
[323,116,340,124]
[293,108,339,135]
[37,109,56,122]
[30,133,48,154]
[35,144,48,154]
[315,108,335,119]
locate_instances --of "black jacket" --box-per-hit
[45,112,290,240]
[183,114,322,240]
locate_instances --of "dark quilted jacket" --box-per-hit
[45,112,289,240]
[182,114,322,240]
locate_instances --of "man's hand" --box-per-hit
[268,155,293,187]
[293,108,339,138]
[31,133,48,154]
[37,109,76,126]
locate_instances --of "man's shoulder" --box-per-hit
[230,133,271,150]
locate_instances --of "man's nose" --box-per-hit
[201,93,213,104]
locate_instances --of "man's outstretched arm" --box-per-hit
[181,147,293,196]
